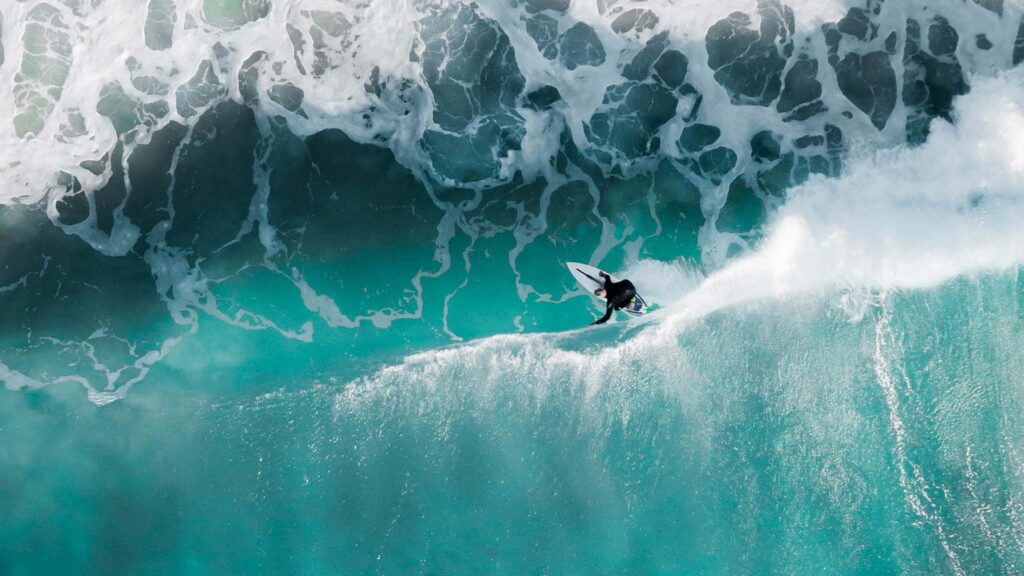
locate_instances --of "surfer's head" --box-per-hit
[594,288,607,299]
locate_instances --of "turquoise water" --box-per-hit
[4,0,1024,573]
[5,275,1024,574]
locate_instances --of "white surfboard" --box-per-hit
[566,262,648,315]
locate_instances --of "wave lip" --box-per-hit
[0,0,1022,403]
[349,67,1024,410]
[677,68,1024,327]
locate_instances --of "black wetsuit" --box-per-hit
[593,273,636,325]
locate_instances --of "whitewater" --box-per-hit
[4,0,1024,573]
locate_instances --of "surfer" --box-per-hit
[591,272,637,325]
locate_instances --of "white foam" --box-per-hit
[0,0,879,208]
[0,0,428,204]
[673,69,1024,326]
[0,0,1005,210]
[621,258,703,307]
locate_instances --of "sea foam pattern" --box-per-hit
[0,0,1020,398]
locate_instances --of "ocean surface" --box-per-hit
[3,0,1024,573]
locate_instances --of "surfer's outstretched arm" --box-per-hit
[592,303,614,325]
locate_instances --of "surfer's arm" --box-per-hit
[600,272,613,291]
[592,303,613,325]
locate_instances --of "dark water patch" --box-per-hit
[423,113,525,182]
[97,82,147,135]
[885,30,898,54]
[731,123,840,213]
[1015,16,1024,66]
[144,0,175,50]
[0,203,182,392]
[363,65,383,98]
[758,153,802,196]
[794,134,823,149]
[92,144,127,235]
[973,0,1003,15]
[648,160,704,260]
[706,0,794,107]
[238,51,267,106]
[825,123,844,157]
[586,81,677,160]
[55,175,88,225]
[106,103,464,357]
[777,53,825,121]
[696,147,738,185]
[653,50,688,89]
[836,7,877,42]
[708,13,760,71]
[176,60,226,118]
[293,129,445,248]
[545,180,597,239]
[678,123,721,153]
[525,85,561,110]
[903,17,968,145]
[420,3,525,182]
[559,22,606,70]
[164,102,259,254]
[624,83,677,131]
[128,58,171,96]
[123,121,189,236]
[596,170,652,220]
[1,100,482,394]
[822,6,896,130]
[523,0,570,13]
[268,83,305,114]
[554,132,704,264]
[717,176,764,234]
[527,13,559,60]
[285,23,306,75]
[750,130,781,162]
[831,50,896,130]
[623,31,669,81]
[611,9,658,36]
[14,4,73,138]
[268,125,447,325]
[558,128,606,188]
[465,174,545,232]
[421,3,524,130]
[928,16,959,56]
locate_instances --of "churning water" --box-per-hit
[3,0,1024,573]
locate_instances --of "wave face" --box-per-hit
[4,0,1024,573]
